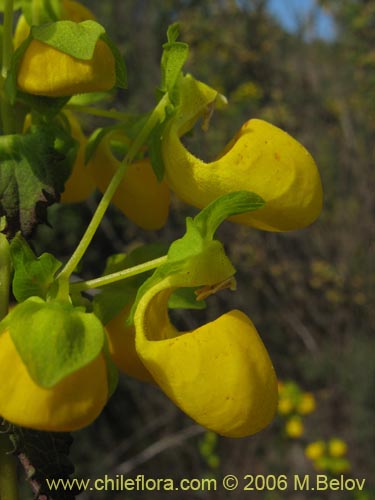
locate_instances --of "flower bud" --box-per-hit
[17,37,116,97]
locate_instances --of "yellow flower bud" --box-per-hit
[328,438,348,458]
[134,279,278,437]
[0,329,108,431]
[17,37,116,97]
[106,304,153,383]
[305,441,326,461]
[285,416,304,438]
[14,0,96,49]
[163,118,323,231]
[297,392,316,415]
[89,134,170,230]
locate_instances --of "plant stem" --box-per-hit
[57,92,170,282]
[0,434,18,500]
[66,104,133,122]
[71,255,168,292]
[0,233,10,321]
[1,0,14,79]
[0,236,17,499]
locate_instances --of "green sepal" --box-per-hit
[31,20,105,60]
[2,297,105,388]
[93,243,168,325]
[128,191,265,323]
[10,234,62,302]
[68,92,114,106]
[101,33,127,89]
[168,287,206,310]
[0,123,77,237]
[161,23,189,103]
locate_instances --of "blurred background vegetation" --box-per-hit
[30,0,374,498]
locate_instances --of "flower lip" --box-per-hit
[134,277,278,437]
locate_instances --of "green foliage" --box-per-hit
[10,234,62,302]
[2,297,105,388]
[0,123,77,237]
[31,20,105,59]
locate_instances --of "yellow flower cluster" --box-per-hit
[0,1,324,436]
[278,381,316,438]
[305,438,351,474]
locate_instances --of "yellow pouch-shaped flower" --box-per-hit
[89,133,170,230]
[162,75,323,231]
[0,329,108,431]
[17,37,116,97]
[14,0,96,49]
[134,278,277,438]
[106,304,153,383]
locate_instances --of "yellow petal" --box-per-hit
[14,0,96,49]
[60,112,96,203]
[89,134,170,230]
[135,282,278,437]
[305,441,326,461]
[17,38,116,97]
[328,438,348,458]
[163,118,323,231]
[106,305,153,383]
[0,330,108,431]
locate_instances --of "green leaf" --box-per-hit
[161,23,189,99]
[5,297,105,388]
[0,123,77,237]
[10,234,62,302]
[31,20,105,60]
[68,92,114,106]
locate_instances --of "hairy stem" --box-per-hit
[57,93,170,282]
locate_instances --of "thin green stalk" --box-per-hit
[0,236,17,499]
[66,104,133,121]
[0,233,10,321]
[1,0,14,79]
[0,434,18,500]
[57,93,170,282]
[71,255,168,292]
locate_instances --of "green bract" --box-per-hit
[1,297,105,388]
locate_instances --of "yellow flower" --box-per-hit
[162,75,323,231]
[17,36,116,97]
[285,416,304,438]
[0,329,108,431]
[89,133,170,230]
[305,441,326,460]
[278,396,294,415]
[134,278,278,437]
[106,304,153,383]
[14,0,96,48]
[328,438,348,458]
[297,392,316,415]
